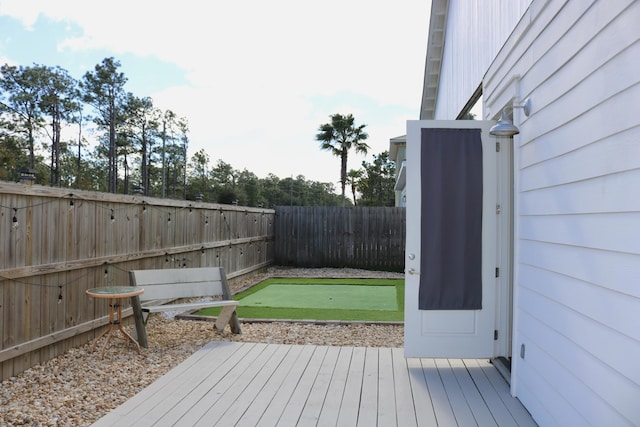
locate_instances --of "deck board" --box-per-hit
[91,341,537,427]
[357,347,379,427]
[199,343,277,424]
[316,346,351,426]
[174,342,266,425]
[435,358,478,426]
[377,348,397,426]
[450,358,498,427]
[201,344,285,426]
[477,359,540,427]
[406,357,439,426]
[392,347,418,427]
[297,346,340,425]
[215,344,293,426]
[235,344,305,427]
[253,345,317,426]
[277,345,328,426]
[336,346,366,427]
[422,358,459,426]
[462,359,518,426]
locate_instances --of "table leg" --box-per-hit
[91,297,142,358]
[115,298,142,354]
[101,298,119,359]
[92,320,112,354]
[90,297,116,359]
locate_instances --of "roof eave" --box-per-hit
[420,0,449,120]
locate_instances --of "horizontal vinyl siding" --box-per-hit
[517,1,639,147]
[518,265,640,381]
[520,110,640,182]
[515,309,634,427]
[519,240,640,300]
[519,212,640,254]
[518,291,639,425]
[435,0,531,119]
[520,168,640,216]
[483,0,640,426]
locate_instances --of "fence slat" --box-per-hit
[1,182,405,379]
[274,206,405,272]
[0,182,275,379]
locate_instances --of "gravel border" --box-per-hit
[0,267,404,426]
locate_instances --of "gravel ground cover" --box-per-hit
[0,267,404,427]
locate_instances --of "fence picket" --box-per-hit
[274,206,405,272]
[0,182,275,378]
[1,182,405,379]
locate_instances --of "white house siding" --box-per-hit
[481,0,640,426]
[434,0,531,119]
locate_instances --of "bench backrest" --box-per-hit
[129,267,229,302]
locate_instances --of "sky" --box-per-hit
[0,0,430,190]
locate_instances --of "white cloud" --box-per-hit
[1,0,430,184]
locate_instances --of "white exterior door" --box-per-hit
[404,120,498,358]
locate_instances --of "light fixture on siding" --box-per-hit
[489,98,532,137]
[490,110,520,137]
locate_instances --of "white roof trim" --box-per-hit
[420,0,449,120]
[389,134,406,160]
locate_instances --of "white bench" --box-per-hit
[129,267,241,348]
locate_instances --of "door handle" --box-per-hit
[407,268,420,275]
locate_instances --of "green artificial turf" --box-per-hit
[195,277,404,322]
[240,284,398,311]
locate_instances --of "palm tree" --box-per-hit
[347,168,363,207]
[315,113,369,206]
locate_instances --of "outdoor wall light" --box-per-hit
[490,110,520,137]
[489,98,532,137]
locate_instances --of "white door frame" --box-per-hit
[404,120,503,358]
[495,135,514,359]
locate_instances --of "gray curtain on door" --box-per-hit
[418,127,483,310]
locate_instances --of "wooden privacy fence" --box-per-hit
[274,206,406,272]
[0,181,274,379]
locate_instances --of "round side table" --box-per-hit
[86,287,144,359]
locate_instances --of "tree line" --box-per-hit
[0,57,396,207]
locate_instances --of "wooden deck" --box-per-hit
[92,341,537,426]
